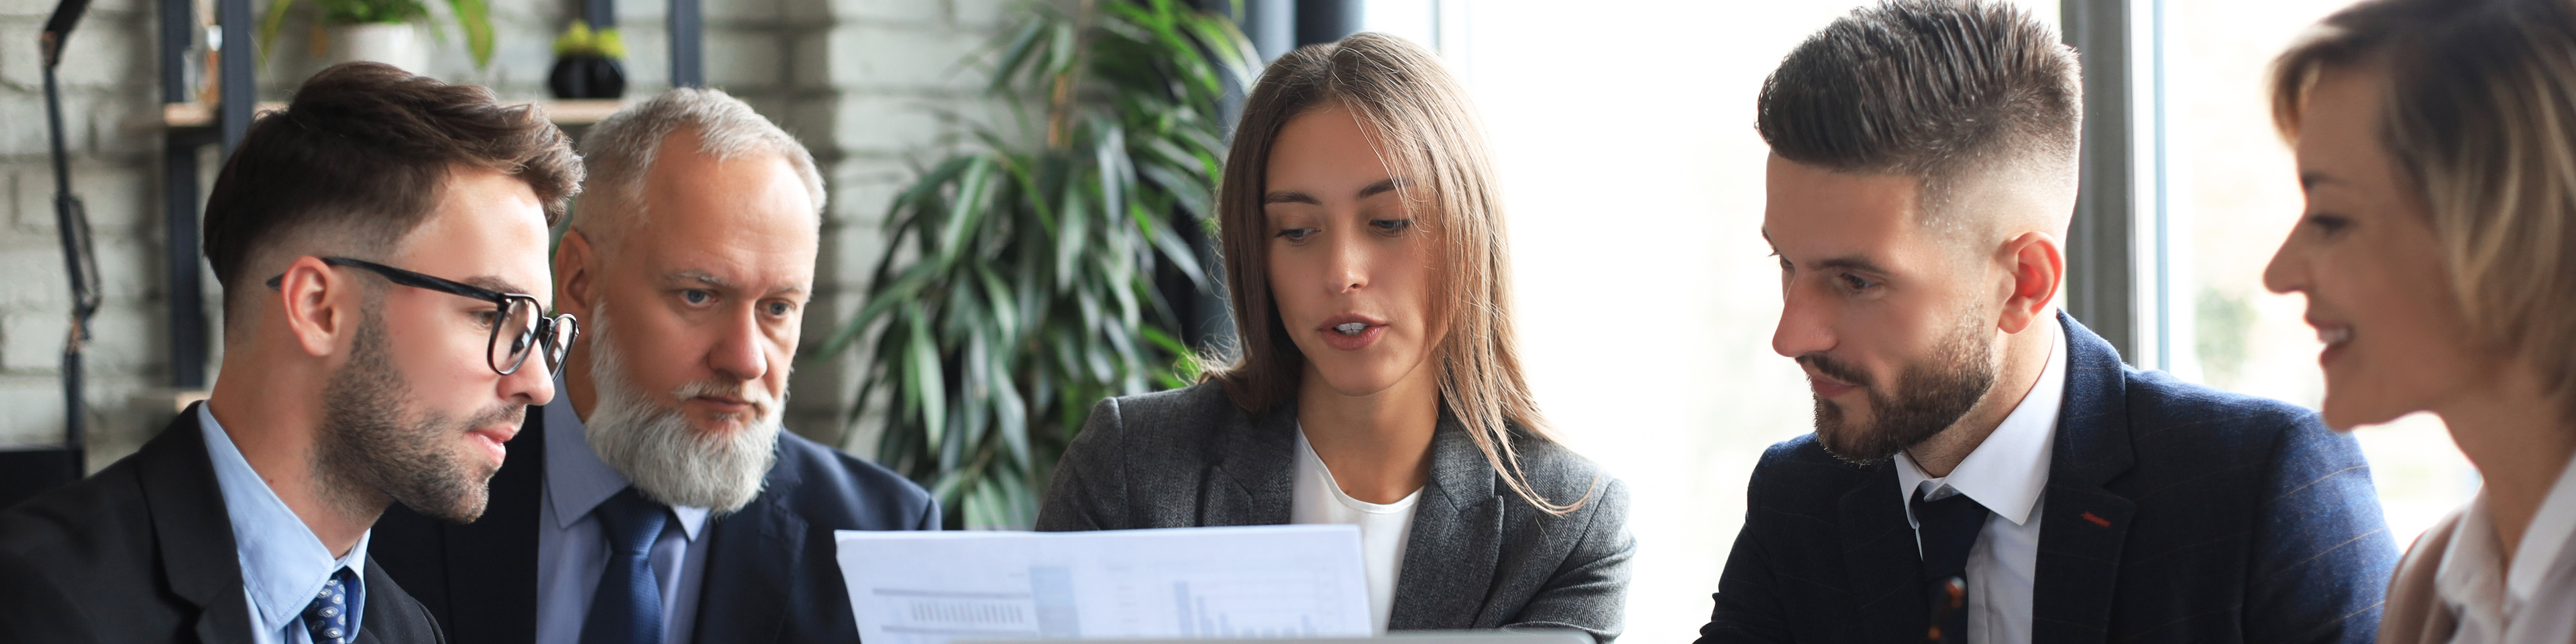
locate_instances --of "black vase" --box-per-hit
[548,55,627,99]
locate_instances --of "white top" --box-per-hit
[1893,323,2066,644]
[1290,429,1422,633]
[2430,451,2576,644]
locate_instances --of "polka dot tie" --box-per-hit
[303,568,359,644]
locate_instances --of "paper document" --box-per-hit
[835,525,1372,644]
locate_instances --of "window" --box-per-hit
[1366,0,2471,638]
[2154,0,2475,547]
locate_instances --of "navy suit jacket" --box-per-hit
[0,405,446,644]
[1697,314,2398,644]
[368,405,940,644]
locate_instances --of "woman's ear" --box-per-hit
[1997,231,2065,335]
[276,256,352,358]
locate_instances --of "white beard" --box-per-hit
[581,308,783,513]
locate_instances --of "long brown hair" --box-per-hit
[1203,33,1585,513]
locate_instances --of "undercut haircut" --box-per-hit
[2273,0,2576,419]
[1757,0,2082,224]
[570,87,826,252]
[203,62,581,328]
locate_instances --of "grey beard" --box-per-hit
[581,309,782,513]
[315,301,516,524]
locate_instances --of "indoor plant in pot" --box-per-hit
[816,0,1257,529]
[549,20,627,99]
[258,0,495,73]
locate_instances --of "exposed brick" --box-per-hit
[706,0,784,23]
[0,244,69,311]
[704,27,784,90]
[828,93,961,156]
[0,379,68,445]
[826,0,944,24]
[4,309,65,372]
[820,23,983,91]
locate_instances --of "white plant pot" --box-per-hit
[331,23,428,74]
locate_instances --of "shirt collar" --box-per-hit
[545,375,712,539]
[197,403,374,630]
[2436,449,2576,617]
[1896,322,2067,527]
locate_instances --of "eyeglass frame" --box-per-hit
[264,256,579,376]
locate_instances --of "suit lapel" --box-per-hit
[1201,403,1297,527]
[443,407,547,644]
[1837,461,1927,644]
[1387,417,1503,630]
[691,446,807,644]
[136,405,256,644]
[2029,313,2138,644]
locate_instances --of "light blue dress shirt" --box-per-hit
[199,404,371,644]
[535,382,714,644]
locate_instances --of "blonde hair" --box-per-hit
[2273,0,2576,416]
[1205,33,1585,514]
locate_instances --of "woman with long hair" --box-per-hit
[1036,33,1633,640]
[2262,0,2576,640]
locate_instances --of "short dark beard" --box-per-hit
[313,302,521,524]
[1803,315,1998,466]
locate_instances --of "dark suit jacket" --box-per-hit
[369,402,941,644]
[1036,383,1635,643]
[1695,313,2398,644]
[0,404,447,644]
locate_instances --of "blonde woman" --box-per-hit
[2263,0,2576,641]
[1035,33,1633,641]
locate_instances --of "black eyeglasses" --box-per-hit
[266,256,578,376]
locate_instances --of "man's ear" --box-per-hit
[275,255,352,358]
[1996,231,2065,335]
[555,227,597,319]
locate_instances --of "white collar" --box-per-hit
[2435,451,2576,621]
[1896,322,2066,527]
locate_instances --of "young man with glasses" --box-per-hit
[0,62,581,644]
[370,87,938,644]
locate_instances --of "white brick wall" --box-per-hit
[0,0,1030,466]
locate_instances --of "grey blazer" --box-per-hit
[1036,383,1635,642]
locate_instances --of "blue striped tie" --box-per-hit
[582,487,669,644]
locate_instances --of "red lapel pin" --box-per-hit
[2081,511,2112,527]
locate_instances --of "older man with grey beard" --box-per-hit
[370,87,941,644]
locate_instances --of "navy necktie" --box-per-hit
[582,486,670,644]
[1912,486,1990,644]
[303,568,360,644]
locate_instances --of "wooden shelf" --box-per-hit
[160,99,627,129]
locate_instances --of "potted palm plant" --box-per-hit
[817,0,1257,529]
[258,0,496,72]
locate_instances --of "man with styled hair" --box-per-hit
[0,62,580,643]
[370,87,937,644]
[1695,2,2396,643]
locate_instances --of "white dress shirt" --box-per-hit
[2430,452,2576,644]
[1290,428,1421,633]
[535,386,716,644]
[1893,324,2066,644]
[199,404,373,644]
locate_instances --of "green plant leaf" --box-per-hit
[443,0,492,68]
[847,0,1253,530]
[257,0,303,66]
